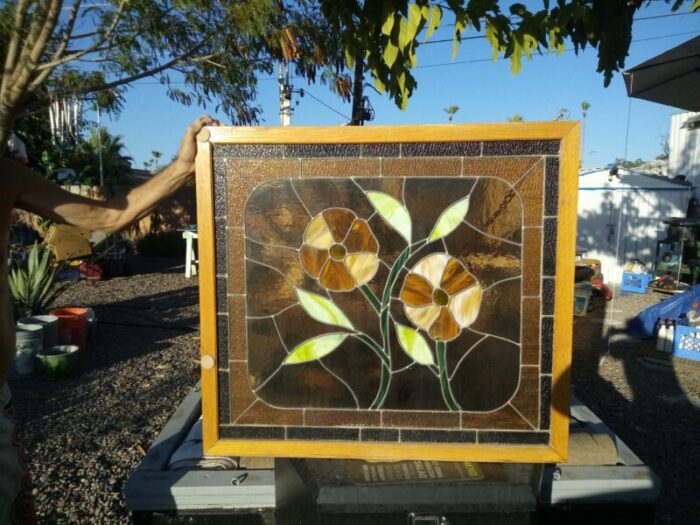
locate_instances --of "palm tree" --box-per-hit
[78,127,132,185]
[581,101,591,167]
[506,114,524,122]
[443,105,459,123]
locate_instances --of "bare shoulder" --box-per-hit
[0,156,37,188]
[0,157,27,202]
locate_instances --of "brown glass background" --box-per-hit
[213,140,560,446]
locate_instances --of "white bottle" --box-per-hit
[688,302,700,327]
[656,320,667,352]
[665,319,675,354]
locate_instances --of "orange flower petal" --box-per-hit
[405,304,442,332]
[344,219,379,254]
[322,208,356,243]
[345,253,379,286]
[400,273,434,307]
[429,307,461,342]
[304,213,334,249]
[319,259,355,291]
[440,258,477,295]
[300,245,329,278]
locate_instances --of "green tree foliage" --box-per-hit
[443,105,459,122]
[39,127,133,185]
[0,0,343,146]
[318,0,700,111]
[506,114,524,122]
[1,1,699,151]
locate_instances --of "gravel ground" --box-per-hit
[9,258,200,524]
[573,290,700,525]
[8,261,700,524]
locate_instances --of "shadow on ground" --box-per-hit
[572,292,700,525]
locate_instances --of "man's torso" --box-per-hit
[1,167,22,382]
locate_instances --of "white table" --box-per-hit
[181,229,199,278]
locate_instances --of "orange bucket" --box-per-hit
[50,308,89,351]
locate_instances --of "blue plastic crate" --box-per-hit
[621,272,652,294]
[673,323,700,362]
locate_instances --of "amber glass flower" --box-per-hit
[300,208,380,291]
[400,253,482,342]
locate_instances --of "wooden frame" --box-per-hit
[195,123,579,463]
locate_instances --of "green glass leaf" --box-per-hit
[429,195,470,241]
[365,191,412,243]
[296,289,354,330]
[284,333,348,365]
[395,323,435,365]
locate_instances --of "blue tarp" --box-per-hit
[627,285,700,338]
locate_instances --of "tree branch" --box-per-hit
[35,0,128,73]
[7,0,63,108]
[47,0,82,65]
[52,37,213,98]
[0,0,31,104]
[2,0,31,79]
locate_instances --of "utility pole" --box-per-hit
[278,62,292,126]
[350,52,365,126]
[96,98,104,186]
[349,52,374,126]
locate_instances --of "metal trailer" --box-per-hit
[125,385,659,525]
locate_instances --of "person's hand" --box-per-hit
[176,115,220,172]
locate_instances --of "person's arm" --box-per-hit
[11,115,219,233]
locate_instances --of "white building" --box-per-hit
[669,111,700,186]
[577,167,691,283]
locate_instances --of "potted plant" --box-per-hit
[9,242,68,320]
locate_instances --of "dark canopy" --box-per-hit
[623,36,700,111]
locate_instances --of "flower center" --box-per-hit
[432,288,449,306]
[329,243,347,261]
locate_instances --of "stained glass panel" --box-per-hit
[198,124,578,462]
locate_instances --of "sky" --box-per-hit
[91,3,700,171]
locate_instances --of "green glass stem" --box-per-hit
[354,333,390,368]
[359,284,381,313]
[437,341,460,411]
[370,363,391,410]
[369,246,412,410]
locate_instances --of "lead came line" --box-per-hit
[449,334,488,381]
[462,219,522,247]
[290,179,313,218]
[482,275,522,292]
[508,402,537,431]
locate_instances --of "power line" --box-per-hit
[428,8,698,34]
[422,11,699,45]
[129,28,700,86]
[299,89,350,121]
[415,29,700,69]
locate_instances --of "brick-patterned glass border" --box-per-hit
[211,139,561,446]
